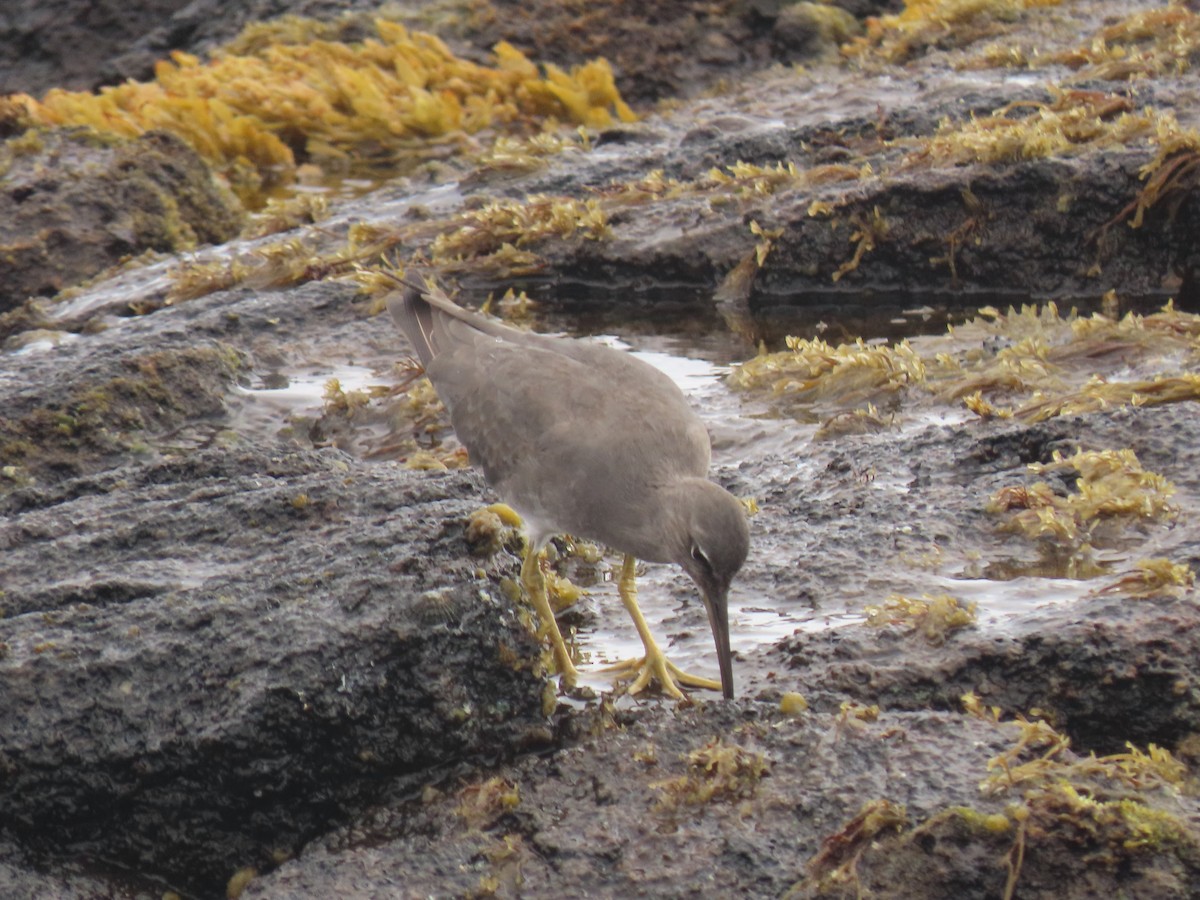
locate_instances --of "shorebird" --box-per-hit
[387,279,748,699]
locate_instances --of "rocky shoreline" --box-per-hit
[3,0,1199,897]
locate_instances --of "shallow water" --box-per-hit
[232,363,382,439]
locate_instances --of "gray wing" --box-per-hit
[386,286,712,535]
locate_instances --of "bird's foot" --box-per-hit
[539,630,580,691]
[602,653,721,700]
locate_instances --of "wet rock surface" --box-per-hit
[0,0,853,103]
[0,0,196,95]
[0,0,388,96]
[0,128,243,312]
[2,0,1200,897]
[5,270,1200,897]
[764,404,1200,754]
[780,591,1200,753]
[245,705,1019,899]
[1,442,552,897]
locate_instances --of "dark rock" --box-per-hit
[0,128,243,312]
[0,446,551,898]
[0,0,384,96]
[777,595,1200,754]
[0,0,195,95]
[773,2,863,63]
[2,0,1200,896]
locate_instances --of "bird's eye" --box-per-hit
[690,544,711,570]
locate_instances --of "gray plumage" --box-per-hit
[387,283,748,698]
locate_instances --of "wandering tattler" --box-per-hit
[387,280,749,699]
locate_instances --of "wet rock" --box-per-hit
[222,391,1200,899]
[241,704,1014,898]
[757,152,1197,308]
[512,127,1196,314]
[0,0,385,95]
[0,0,195,95]
[776,595,1200,754]
[0,278,556,897]
[242,697,1200,899]
[0,337,246,482]
[0,837,147,900]
[0,445,552,898]
[2,0,1200,896]
[475,0,773,104]
[0,128,243,312]
[773,2,863,63]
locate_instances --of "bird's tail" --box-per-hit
[386,285,438,369]
[385,273,516,366]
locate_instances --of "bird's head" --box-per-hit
[671,478,750,700]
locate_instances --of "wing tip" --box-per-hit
[387,285,437,367]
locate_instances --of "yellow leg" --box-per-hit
[520,545,579,690]
[604,554,722,699]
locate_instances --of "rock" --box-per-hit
[0,128,243,312]
[0,0,195,94]
[2,0,1200,895]
[773,2,863,62]
[0,445,552,898]
[776,594,1200,753]
[0,0,384,95]
[241,700,1200,898]
[0,276,557,897]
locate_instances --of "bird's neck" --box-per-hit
[618,477,700,565]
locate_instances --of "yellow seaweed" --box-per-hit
[865,593,978,643]
[847,0,1063,63]
[653,737,769,810]
[7,20,637,199]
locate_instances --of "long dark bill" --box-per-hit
[703,588,734,700]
